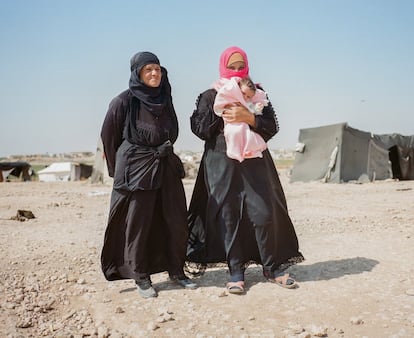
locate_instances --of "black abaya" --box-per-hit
[100,89,188,281]
[187,89,304,277]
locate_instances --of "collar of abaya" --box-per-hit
[219,46,249,79]
[129,67,171,116]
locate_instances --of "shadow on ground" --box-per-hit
[118,256,378,293]
[290,256,379,282]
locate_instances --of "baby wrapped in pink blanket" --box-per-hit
[213,76,268,162]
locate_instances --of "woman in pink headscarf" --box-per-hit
[187,46,304,294]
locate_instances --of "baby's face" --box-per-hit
[240,84,255,101]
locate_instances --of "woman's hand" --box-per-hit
[222,103,256,127]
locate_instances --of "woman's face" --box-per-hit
[139,64,162,87]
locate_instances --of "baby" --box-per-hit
[238,77,267,115]
[213,76,268,162]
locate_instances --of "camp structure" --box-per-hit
[290,122,414,183]
[90,137,112,184]
[374,133,414,181]
[0,161,32,182]
[37,162,92,182]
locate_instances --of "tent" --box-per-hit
[374,134,414,180]
[90,137,112,184]
[0,161,32,182]
[38,162,93,182]
[290,122,414,183]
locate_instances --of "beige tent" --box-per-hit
[291,122,414,183]
[38,162,75,182]
[38,162,92,182]
[90,137,112,185]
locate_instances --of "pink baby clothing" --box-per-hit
[213,77,268,162]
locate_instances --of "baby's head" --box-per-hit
[239,77,256,101]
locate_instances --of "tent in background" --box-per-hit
[38,162,92,182]
[90,137,112,185]
[0,161,32,182]
[290,122,414,183]
[374,134,414,180]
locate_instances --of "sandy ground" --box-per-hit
[1,171,414,338]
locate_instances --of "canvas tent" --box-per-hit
[38,162,92,182]
[374,134,414,180]
[0,161,32,182]
[290,122,414,183]
[90,137,112,185]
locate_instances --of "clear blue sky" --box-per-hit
[1,0,413,157]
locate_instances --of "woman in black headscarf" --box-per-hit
[100,51,196,298]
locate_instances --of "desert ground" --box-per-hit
[1,170,414,338]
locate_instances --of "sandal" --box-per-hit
[269,273,297,289]
[226,281,245,294]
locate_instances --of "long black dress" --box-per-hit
[187,89,304,279]
[100,89,188,281]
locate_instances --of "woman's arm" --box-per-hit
[167,98,179,144]
[223,97,279,142]
[190,89,224,141]
[253,100,279,141]
[100,94,128,177]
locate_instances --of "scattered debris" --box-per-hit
[396,187,412,191]
[10,209,36,221]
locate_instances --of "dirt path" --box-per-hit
[1,175,414,337]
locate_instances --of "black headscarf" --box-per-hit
[129,51,172,117]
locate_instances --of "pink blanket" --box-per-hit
[213,77,268,162]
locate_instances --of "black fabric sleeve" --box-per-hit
[168,98,179,144]
[190,89,224,141]
[251,98,280,142]
[100,95,127,177]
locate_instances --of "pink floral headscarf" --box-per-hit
[219,46,249,79]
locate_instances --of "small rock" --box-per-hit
[156,317,167,323]
[164,313,174,321]
[218,291,227,297]
[97,325,110,338]
[146,321,159,331]
[157,307,172,315]
[308,324,328,337]
[350,317,364,325]
[115,307,124,313]
[15,318,32,328]
[289,323,304,334]
[297,333,311,338]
